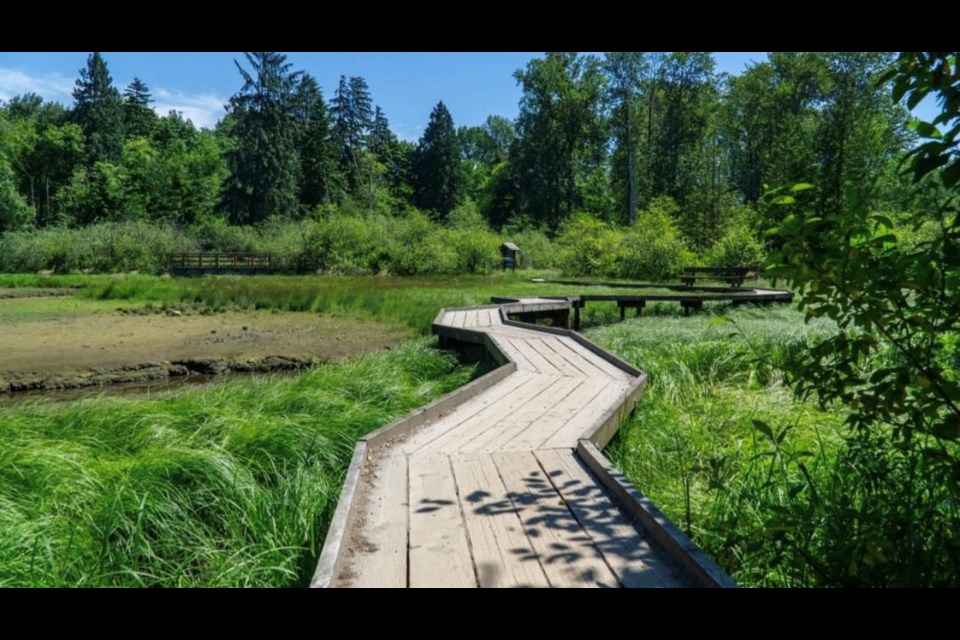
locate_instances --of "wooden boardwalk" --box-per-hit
[311,292,764,588]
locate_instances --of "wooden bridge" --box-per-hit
[313,286,792,588]
[168,253,274,276]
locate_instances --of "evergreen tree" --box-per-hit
[368,105,411,202]
[221,52,302,224]
[371,106,393,160]
[71,52,125,164]
[294,74,339,207]
[413,101,464,218]
[331,75,374,193]
[123,77,157,139]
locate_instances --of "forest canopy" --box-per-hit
[0,52,916,276]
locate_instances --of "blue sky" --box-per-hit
[0,52,935,139]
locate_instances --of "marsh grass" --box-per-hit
[0,339,474,587]
[587,306,848,586]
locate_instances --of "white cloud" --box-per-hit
[152,87,226,130]
[393,123,423,143]
[0,67,226,130]
[0,67,74,103]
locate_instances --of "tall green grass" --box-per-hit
[0,339,474,587]
[589,306,960,587]
[587,306,846,586]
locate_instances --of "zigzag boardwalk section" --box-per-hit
[312,289,790,588]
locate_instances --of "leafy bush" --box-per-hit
[617,205,694,280]
[447,227,500,274]
[555,207,693,281]
[0,206,541,277]
[0,221,196,274]
[387,212,458,275]
[555,213,621,276]
[706,223,766,268]
[192,217,265,253]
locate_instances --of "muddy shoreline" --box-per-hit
[0,287,80,299]
[0,354,326,395]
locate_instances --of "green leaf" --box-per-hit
[908,120,943,139]
[790,183,815,192]
[932,415,960,441]
[752,419,774,441]
[942,161,960,189]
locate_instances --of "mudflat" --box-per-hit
[0,299,412,392]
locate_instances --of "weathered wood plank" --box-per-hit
[501,379,613,451]
[364,361,516,448]
[557,336,632,381]
[345,452,409,588]
[460,376,584,454]
[408,455,477,588]
[535,448,682,588]
[539,382,631,449]
[552,336,623,380]
[493,450,619,588]
[312,441,367,588]
[402,371,539,454]
[528,338,581,377]
[464,310,478,329]
[451,456,550,588]
[488,334,537,371]
[507,338,563,375]
[429,373,561,455]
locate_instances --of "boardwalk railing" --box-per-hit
[168,253,274,276]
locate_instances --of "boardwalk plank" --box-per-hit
[408,455,476,588]
[451,456,550,588]
[345,452,408,588]
[493,450,620,588]
[536,449,682,588]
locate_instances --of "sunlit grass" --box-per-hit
[587,305,846,586]
[0,339,474,587]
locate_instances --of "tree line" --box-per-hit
[0,51,914,256]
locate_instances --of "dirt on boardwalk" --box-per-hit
[0,308,412,393]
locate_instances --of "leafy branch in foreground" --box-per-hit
[757,52,960,586]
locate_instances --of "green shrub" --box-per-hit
[555,213,621,276]
[192,217,265,253]
[617,206,694,280]
[387,212,458,275]
[0,222,196,274]
[706,223,766,268]
[447,198,486,230]
[555,208,693,281]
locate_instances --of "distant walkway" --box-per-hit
[313,288,790,588]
